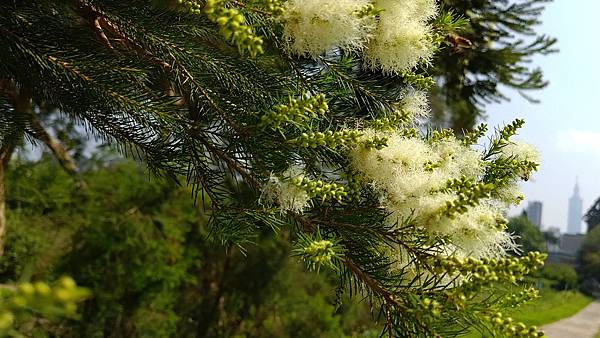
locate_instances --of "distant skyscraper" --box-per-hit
[526,201,543,229]
[567,178,583,234]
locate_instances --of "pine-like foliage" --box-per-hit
[585,197,600,233]
[432,0,557,131]
[1,1,549,336]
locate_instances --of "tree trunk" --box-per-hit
[0,142,15,256]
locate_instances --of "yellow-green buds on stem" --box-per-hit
[502,287,540,308]
[204,0,264,57]
[292,229,343,271]
[292,130,387,150]
[177,0,202,14]
[0,277,90,332]
[292,130,361,148]
[354,3,385,18]
[260,93,328,130]
[289,176,347,202]
[480,311,546,338]
[433,252,547,289]
[372,109,412,131]
[462,123,488,146]
[442,176,495,218]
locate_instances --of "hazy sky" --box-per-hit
[484,0,600,232]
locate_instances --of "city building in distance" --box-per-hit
[567,178,583,234]
[525,201,543,229]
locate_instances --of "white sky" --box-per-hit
[483,0,600,232]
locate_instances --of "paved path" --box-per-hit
[542,300,600,338]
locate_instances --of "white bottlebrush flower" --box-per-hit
[349,126,520,259]
[350,131,442,198]
[500,140,541,164]
[431,138,484,179]
[495,183,525,206]
[364,0,437,73]
[434,204,517,258]
[400,89,430,118]
[262,171,311,214]
[281,0,375,57]
[375,0,438,22]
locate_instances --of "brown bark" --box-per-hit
[26,114,80,176]
[0,142,16,256]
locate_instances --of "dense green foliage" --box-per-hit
[2,158,377,337]
[465,286,592,337]
[585,197,600,233]
[578,225,600,282]
[432,0,557,131]
[538,264,578,290]
[507,216,546,254]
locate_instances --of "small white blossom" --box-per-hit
[262,171,311,214]
[364,0,437,73]
[500,140,541,164]
[281,0,375,57]
[401,90,430,117]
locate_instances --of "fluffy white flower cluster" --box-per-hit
[281,0,437,73]
[281,0,376,57]
[348,129,534,258]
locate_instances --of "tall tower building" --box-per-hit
[567,178,583,234]
[526,201,543,229]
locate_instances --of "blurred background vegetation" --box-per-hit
[2,154,381,337]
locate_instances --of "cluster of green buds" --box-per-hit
[489,119,526,152]
[304,240,336,264]
[290,177,347,202]
[401,71,436,89]
[481,311,545,338]
[502,287,540,308]
[444,290,468,310]
[485,156,540,186]
[433,252,547,288]
[442,176,495,218]
[176,0,202,14]
[372,109,412,131]
[292,229,343,271]
[462,123,488,146]
[423,160,441,172]
[248,0,284,16]
[260,93,328,130]
[0,277,90,331]
[341,171,362,203]
[398,127,419,138]
[429,128,455,142]
[354,3,385,18]
[292,130,362,149]
[204,0,264,57]
[362,136,388,150]
[419,297,442,317]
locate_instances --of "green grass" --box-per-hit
[504,288,592,326]
[464,285,593,337]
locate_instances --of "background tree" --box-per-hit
[431,0,557,131]
[507,215,546,254]
[2,158,377,337]
[0,0,550,336]
[578,225,600,282]
[537,263,578,290]
[584,197,600,233]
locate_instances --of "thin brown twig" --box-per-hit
[196,136,260,189]
[93,16,113,50]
